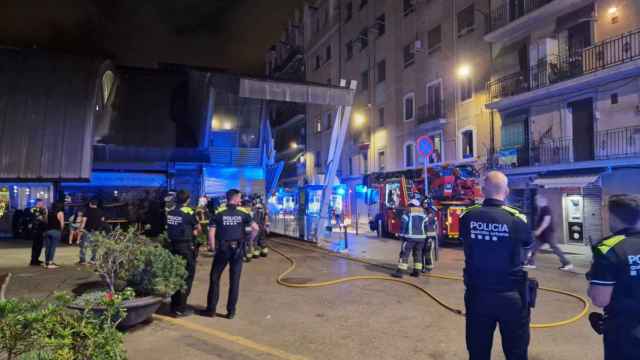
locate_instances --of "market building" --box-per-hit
[486,0,640,245]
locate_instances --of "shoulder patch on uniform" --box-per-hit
[215,205,227,214]
[238,207,250,215]
[596,235,626,255]
[461,204,481,217]
[500,205,528,223]
[180,207,194,215]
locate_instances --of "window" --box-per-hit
[376,14,386,37]
[359,28,369,51]
[427,132,443,163]
[426,80,443,119]
[314,55,321,70]
[427,25,442,53]
[324,111,333,130]
[403,93,415,121]
[460,77,473,102]
[323,7,329,26]
[378,150,385,171]
[359,0,368,10]
[348,157,354,175]
[460,128,475,159]
[611,93,619,104]
[327,78,332,85]
[377,60,386,83]
[325,45,332,61]
[403,43,415,68]
[345,2,353,22]
[403,0,415,16]
[361,69,369,92]
[404,142,416,168]
[378,107,385,127]
[346,41,354,61]
[457,4,475,36]
[315,151,322,168]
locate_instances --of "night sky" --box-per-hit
[0,0,305,75]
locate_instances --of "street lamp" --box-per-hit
[457,64,472,79]
[353,112,366,127]
[290,141,298,149]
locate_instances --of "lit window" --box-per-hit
[461,129,475,159]
[378,150,385,171]
[405,142,416,168]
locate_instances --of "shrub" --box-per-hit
[0,299,44,360]
[126,245,187,298]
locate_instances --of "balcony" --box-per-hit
[490,0,552,32]
[416,99,447,129]
[489,125,640,171]
[488,27,640,102]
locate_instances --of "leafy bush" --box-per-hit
[127,245,187,297]
[0,294,126,360]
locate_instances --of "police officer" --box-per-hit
[166,190,200,317]
[587,194,640,360]
[392,199,430,278]
[422,206,438,272]
[203,189,259,319]
[252,196,270,258]
[460,171,532,360]
[29,199,48,266]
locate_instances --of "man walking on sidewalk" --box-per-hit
[524,194,573,271]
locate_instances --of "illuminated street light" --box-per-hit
[353,112,366,127]
[608,6,618,15]
[457,64,472,79]
[222,121,232,130]
[290,142,298,149]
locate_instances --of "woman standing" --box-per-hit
[44,202,65,269]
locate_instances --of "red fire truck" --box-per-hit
[370,165,481,243]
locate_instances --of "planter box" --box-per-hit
[69,296,164,329]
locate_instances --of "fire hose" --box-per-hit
[269,239,589,329]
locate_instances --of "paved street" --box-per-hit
[2,236,601,360]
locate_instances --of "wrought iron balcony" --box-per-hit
[489,125,640,170]
[490,0,553,31]
[488,27,640,101]
[416,99,447,125]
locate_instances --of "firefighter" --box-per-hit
[29,199,48,266]
[392,199,429,278]
[422,206,438,272]
[251,196,270,258]
[166,190,200,317]
[460,171,533,360]
[194,196,211,258]
[203,189,259,319]
[240,198,255,262]
[587,194,640,360]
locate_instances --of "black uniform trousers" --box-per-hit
[398,238,425,270]
[169,242,196,313]
[465,288,530,360]
[206,241,244,314]
[30,226,45,264]
[604,318,640,360]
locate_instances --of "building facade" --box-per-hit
[486,0,640,245]
[301,0,492,225]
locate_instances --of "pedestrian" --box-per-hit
[524,194,573,271]
[166,190,200,317]
[460,171,534,360]
[392,199,429,278]
[43,202,65,269]
[587,194,640,360]
[29,199,48,266]
[79,199,105,265]
[202,189,259,319]
[68,209,84,245]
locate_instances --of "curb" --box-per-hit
[0,272,12,300]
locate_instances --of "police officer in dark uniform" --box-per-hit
[460,171,533,360]
[587,194,640,360]
[202,189,259,319]
[166,190,200,317]
[29,199,48,266]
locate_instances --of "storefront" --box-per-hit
[0,183,55,237]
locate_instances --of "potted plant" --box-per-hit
[70,229,187,328]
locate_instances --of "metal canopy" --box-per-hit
[239,78,356,106]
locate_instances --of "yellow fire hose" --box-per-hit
[269,239,590,329]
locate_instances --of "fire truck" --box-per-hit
[369,165,482,243]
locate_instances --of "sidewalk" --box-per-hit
[318,230,593,273]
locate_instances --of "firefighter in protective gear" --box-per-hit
[587,194,640,360]
[251,196,270,258]
[194,196,211,258]
[422,207,438,272]
[240,199,255,262]
[166,190,201,317]
[392,199,430,278]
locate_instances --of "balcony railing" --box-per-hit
[416,99,447,125]
[488,27,640,101]
[490,0,553,31]
[489,125,640,169]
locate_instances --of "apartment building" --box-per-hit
[486,0,640,245]
[266,9,307,187]
[302,0,492,223]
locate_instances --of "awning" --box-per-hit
[532,174,601,189]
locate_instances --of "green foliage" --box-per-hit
[0,294,126,360]
[91,229,145,294]
[72,287,136,308]
[127,245,187,297]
